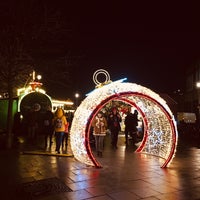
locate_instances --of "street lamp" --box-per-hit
[37,74,42,81]
[196,82,200,88]
[75,92,80,108]
[196,82,200,126]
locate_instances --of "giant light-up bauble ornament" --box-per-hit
[70,71,178,168]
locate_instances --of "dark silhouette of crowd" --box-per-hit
[12,103,144,155]
[43,106,54,148]
[12,104,74,154]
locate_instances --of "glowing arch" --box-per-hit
[70,80,178,168]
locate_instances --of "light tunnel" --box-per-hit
[70,81,178,168]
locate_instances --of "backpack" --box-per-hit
[55,118,62,128]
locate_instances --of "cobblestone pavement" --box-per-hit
[1,134,200,200]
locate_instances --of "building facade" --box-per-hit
[185,64,200,123]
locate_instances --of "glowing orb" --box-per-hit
[70,80,178,168]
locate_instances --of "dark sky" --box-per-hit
[65,2,200,100]
[2,1,200,100]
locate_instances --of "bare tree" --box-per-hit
[0,28,33,148]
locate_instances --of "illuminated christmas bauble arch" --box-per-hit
[70,80,178,168]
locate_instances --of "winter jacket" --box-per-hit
[107,113,122,132]
[92,115,107,136]
[53,108,67,132]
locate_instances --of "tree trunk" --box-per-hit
[6,84,14,149]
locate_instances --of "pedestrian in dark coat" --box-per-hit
[124,108,139,145]
[43,106,54,148]
[107,107,122,149]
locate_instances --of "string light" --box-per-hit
[93,69,111,87]
[70,80,178,168]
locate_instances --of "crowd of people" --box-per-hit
[13,104,142,156]
[91,106,142,157]
[13,105,73,154]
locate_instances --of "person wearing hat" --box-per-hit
[92,111,107,157]
[107,107,122,149]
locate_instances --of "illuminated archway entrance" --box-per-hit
[70,79,178,168]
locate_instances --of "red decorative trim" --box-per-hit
[84,92,177,168]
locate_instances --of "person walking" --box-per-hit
[124,108,138,146]
[62,118,69,151]
[53,108,67,154]
[107,107,122,149]
[27,103,40,144]
[92,111,107,157]
[43,106,54,148]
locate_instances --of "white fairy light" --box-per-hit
[93,69,111,86]
[70,79,178,168]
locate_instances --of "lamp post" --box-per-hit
[196,82,200,126]
[75,92,80,108]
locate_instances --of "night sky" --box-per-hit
[65,2,200,100]
[1,1,200,100]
